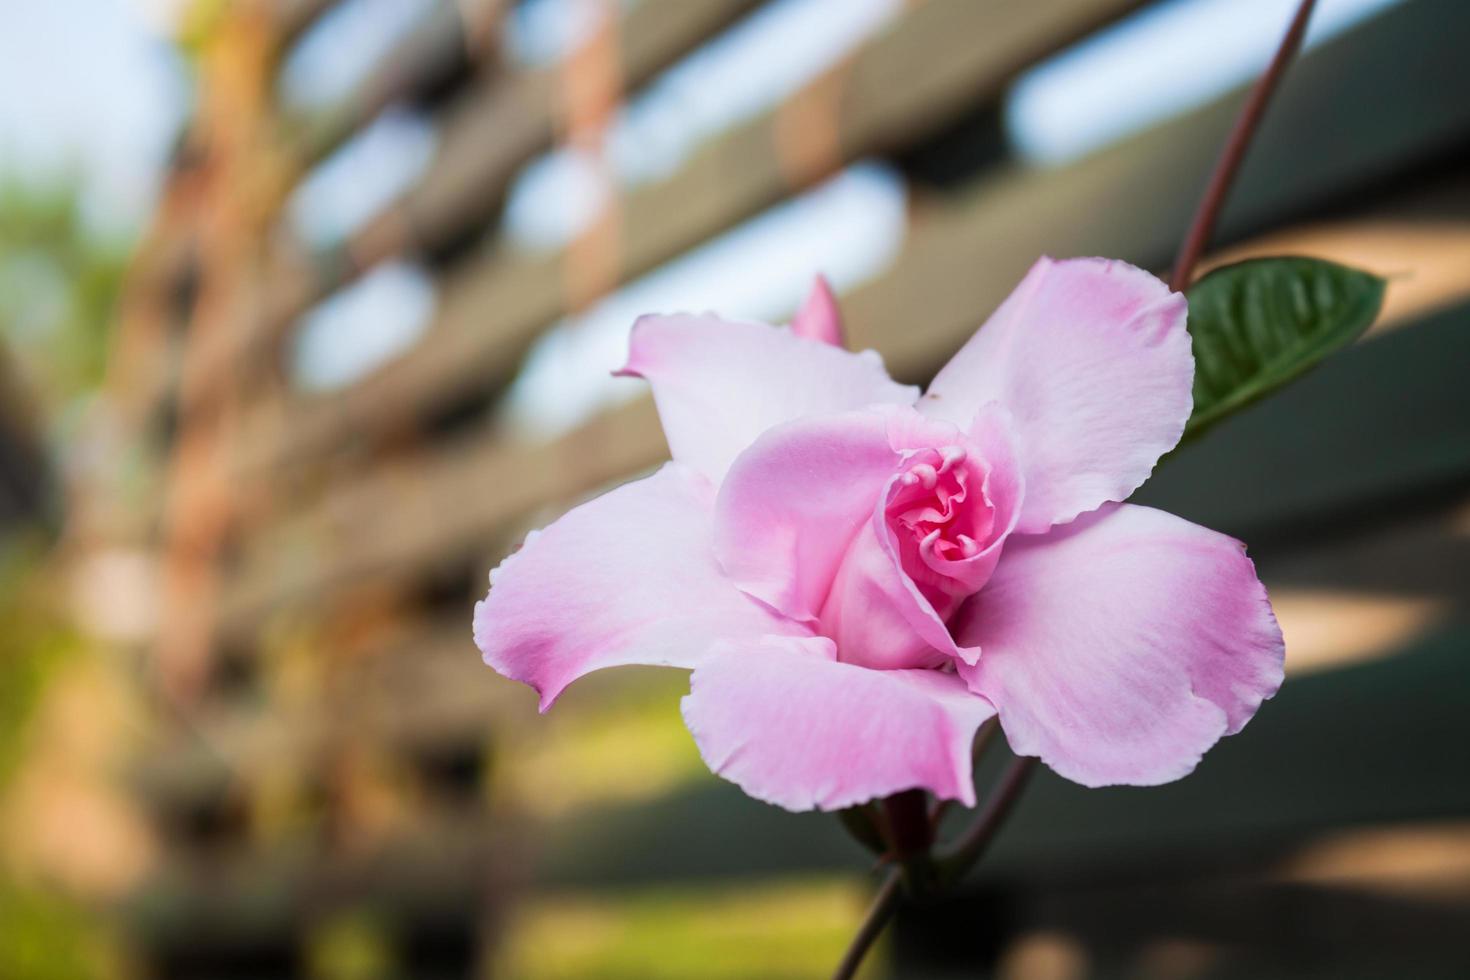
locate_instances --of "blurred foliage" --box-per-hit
[0,879,117,980]
[305,909,396,980]
[494,877,882,979]
[0,169,140,980]
[0,543,76,790]
[0,166,120,806]
[0,546,120,979]
[0,171,128,412]
[497,669,708,818]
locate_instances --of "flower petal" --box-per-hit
[822,517,955,669]
[474,463,806,711]
[820,404,1023,669]
[953,503,1284,787]
[714,409,902,624]
[790,274,845,347]
[620,313,917,483]
[920,257,1192,532]
[682,635,996,811]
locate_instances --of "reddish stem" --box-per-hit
[1169,0,1319,291]
[831,869,902,980]
[934,757,1037,886]
[930,718,999,831]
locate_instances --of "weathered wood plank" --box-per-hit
[220,1,1470,634]
[841,0,1470,382]
[124,621,1470,958]
[272,0,339,51]
[235,0,1465,480]
[184,0,765,421]
[148,486,1470,826]
[264,0,763,326]
[218,397,664,635]
[229,0,1148,474]
[124,811,510,952]
[213,282,1470,643]
[213,212,1470,643]
[285,0,508,167]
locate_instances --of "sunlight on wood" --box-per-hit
[1269,587,1452,677]
[1279,822,1470,899]
[997,930,1089,980]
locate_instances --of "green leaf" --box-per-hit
[1183,256,1386,440]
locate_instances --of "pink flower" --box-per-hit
[474,257,1284,811]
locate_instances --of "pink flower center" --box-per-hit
[889,447,994,559]
[886,446,997,609]
[817,438,1013,672]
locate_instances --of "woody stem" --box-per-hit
[1169,0,1318,291]
[830,869,902,980]
[934,756,1037,886]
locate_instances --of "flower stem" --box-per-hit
[831,868,902,980]
[1169,0,1319,291]
[831,756,1034,979]
[930,717,999,830]
[934,756,1036,887]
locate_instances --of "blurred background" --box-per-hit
[2,0,1468,976]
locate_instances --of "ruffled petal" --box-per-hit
[714,410,899,623]
[953,503,1284,787]
[682,635,996,811]
[821,517,956,669]
[474,464,807,711]
[620,313,917,484]
[903,404,1026,599]
[818,405,1023,669]
[920,257,1192,532]
[790,274,845,347]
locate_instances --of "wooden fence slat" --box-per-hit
[343,0,762,270]
[838,7,1470,383]
[288,0,508,167]
[217,0,1470,632]
[147,483,1470,832]
[272,0,339,51]
[213,201,1470,643]
[124,811,508,949]
[218,398,663,636]
[223,0,1470,631]
[265,0,761,331]
[183,0,765,420]
[230,0,1148,476]
[126,618,1470,925]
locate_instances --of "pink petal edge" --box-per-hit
[474,463,807,711]
[921,256,1193,533]
[682,634,997,811]
[714,408,904,624]
[953,502,1284,787]
[619,313,917,484]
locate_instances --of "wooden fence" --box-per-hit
[97,0,1470,976]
